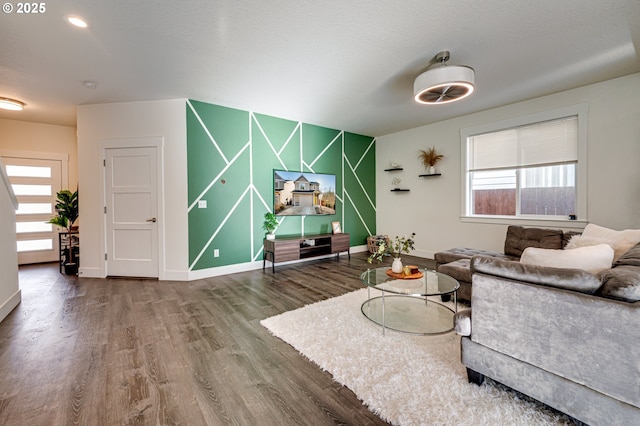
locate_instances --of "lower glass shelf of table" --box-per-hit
[359,267,460,335]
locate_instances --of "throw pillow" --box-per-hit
[521,244,614,274]
[614,242,640,267]
[574,224,640,261]
[503,225,564,257]
[597,265,640,302]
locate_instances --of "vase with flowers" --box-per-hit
[418,146,444,174]
[368,233,416,273]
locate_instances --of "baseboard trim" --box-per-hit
[188,245,369,280]
[78,267,103,278]
[0,289,21,323]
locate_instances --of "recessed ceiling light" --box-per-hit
[66,15,88,28]
[0,98,26,111]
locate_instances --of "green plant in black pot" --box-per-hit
[48,189,79,274]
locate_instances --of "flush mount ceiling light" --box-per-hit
[0,97,26,111]
[413,51,475,105]
[65,15,88,28]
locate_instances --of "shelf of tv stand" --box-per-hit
[263,233,350,272]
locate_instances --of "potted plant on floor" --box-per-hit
[48,189,79,275]
[263,212,278,240]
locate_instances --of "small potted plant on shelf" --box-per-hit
[368,232,416,273]
[391,177,401,190]
[418,146,444,174]
[263,212,278,240]
[48,189,79,275]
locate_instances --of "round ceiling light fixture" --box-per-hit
[413,51,475,105]
[65,15,89,28]
[0,97,26,111]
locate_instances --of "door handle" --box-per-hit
[146,217,157,223]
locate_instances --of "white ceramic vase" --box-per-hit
[392,257,403,273]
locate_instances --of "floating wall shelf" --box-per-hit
[390,188,410,192]
[418,173,442,177]
[384,167,404,172]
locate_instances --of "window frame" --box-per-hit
[460,104,588,229]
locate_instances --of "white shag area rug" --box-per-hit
[261,288,572,426]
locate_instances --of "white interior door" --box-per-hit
[105,146,158,277]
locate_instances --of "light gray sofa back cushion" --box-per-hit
[471,256,602,294]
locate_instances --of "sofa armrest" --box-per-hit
[470,268,640,409]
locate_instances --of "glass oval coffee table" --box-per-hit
[360,267,459,335]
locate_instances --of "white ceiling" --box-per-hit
[1,0,639,137]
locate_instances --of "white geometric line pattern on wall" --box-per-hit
[249,113,255,255]
[345,190,372,236]
[187,100,375,271]
[187,100,229,164]
[353,137,376,171]
[344,155,375,212]
[190,185,253,270]
[251,112,300,171]
[187,142,250,212]
[309,131,342,169]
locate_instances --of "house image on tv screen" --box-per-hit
[274,171,336,216]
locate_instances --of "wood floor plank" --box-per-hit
[0,253,434,425]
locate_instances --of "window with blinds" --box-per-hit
[463,112,583,220]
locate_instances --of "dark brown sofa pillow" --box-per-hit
[504,225,564,258]
[614,242,640,267]
[597,265,640,302]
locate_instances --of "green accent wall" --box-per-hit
[186,100,376,271]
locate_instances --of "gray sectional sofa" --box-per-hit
[435,225,577,302]
[452,242,640,425]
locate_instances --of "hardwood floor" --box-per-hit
[0,253,434,425]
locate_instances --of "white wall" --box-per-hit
[376,73,640,259]
[0,118,78,188]
[77,100,189,280]
[0,158,20,322]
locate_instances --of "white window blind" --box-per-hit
[468,116,578,171]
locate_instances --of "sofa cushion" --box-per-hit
[614,242,640,267]
[472,256,603,294]
[597,265,640,302]
[570,224,640,261]
[504,225,564,257]
[434,247,511,265]
[438,258,472,283]
[520,244,614,274]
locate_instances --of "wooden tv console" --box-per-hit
[263,233,350,272]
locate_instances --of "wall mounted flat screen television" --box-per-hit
[273,170,336,216]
